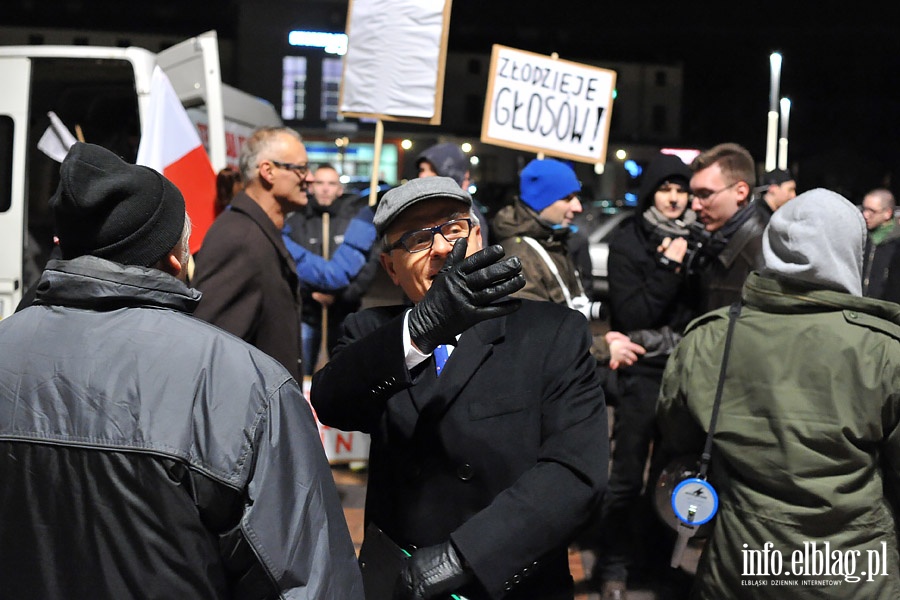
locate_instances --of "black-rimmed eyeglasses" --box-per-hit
[386,218,473,253]
[267,160,309,177]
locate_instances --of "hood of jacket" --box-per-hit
[742,270,900,328]
[491,200,569,243]
[637,153,693,212]
[34,255,201,313]
[762,188,866,296]
[416,143,467,186]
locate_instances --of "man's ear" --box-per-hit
[379,252,401,286]
[258,161,276,185]
[736,181,751,205]
[468,225,484,253]
[160,251,184,279]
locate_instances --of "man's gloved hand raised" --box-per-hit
[409,238,525,354]
[394,541,472,600]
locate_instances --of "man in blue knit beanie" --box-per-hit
[490,157,604,321]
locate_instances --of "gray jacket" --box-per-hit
[0,256,362,599]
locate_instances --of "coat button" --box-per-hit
[456,463,475,481]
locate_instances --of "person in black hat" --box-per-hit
[0,142,363,599]
[312,176,609,600]
[590,152,702,600]
[754,168,797,219]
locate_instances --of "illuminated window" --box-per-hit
[321,57,343,121]
[282,56,307,120]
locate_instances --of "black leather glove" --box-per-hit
[408,238,525,354]
[394,541,472,600]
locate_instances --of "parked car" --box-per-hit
[573,207,635,299]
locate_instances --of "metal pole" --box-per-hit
[765,53,782,172]
[778,97,791,171]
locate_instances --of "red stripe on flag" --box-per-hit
[163,145,217,254]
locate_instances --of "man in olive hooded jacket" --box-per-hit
[657,188,900,599]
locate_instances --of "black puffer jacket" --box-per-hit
[0,256,362,599]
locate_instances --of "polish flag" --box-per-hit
[137,66,216,254]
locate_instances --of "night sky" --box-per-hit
[6,0,900,198]
[449,1,900,199]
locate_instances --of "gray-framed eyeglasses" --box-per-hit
[386,218,473,253]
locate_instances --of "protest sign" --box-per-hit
[481,44,616,164]
[339,0,452,124]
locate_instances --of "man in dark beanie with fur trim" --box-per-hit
[0,142,362,599]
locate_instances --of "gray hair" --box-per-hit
[238,127,303,183]
[177,213,192,269]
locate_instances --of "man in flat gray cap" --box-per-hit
[312,176,609,600]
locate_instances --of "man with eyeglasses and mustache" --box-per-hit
[688,143,767,313]
[312,176,609,600]
[194,127,366,380]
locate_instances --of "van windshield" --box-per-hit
[23,57,140,288]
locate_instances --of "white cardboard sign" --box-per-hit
[481,45,616,164]
[339,0,451,125]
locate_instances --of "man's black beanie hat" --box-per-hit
[50,142,186,267]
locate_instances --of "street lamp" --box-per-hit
[779,97,791,171]
[765,52,782,172]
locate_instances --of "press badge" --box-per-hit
[671,477,718,526]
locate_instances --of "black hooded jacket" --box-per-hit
[606,155,700,372]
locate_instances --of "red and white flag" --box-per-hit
[137,66,216,254]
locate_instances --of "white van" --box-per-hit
[0,30,281,318]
